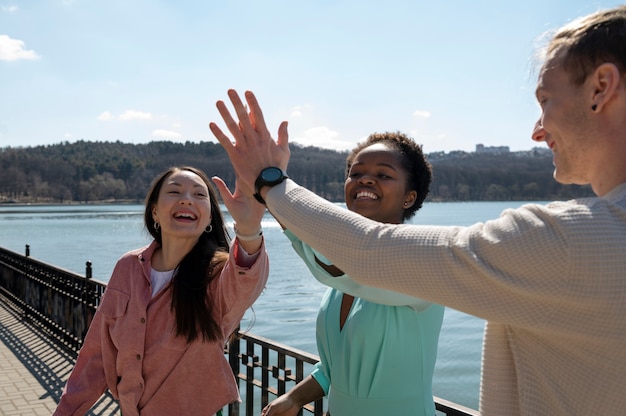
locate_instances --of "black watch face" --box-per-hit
[262,167,283,182]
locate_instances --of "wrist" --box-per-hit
[233,224,263,241]
[253,167,288,205]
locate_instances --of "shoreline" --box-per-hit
[0,199,143,206]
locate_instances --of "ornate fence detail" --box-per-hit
[0,245,105,354]
[228,331,326,416]
[0,245,478,416]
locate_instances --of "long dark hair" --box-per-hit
[144,166,231,343]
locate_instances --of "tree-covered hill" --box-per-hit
[0,141,593,203]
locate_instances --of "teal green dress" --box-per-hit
[285,230,444,416]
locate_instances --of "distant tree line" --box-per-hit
[0,140,593,204]
[425,150,594,201]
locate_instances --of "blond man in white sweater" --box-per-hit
[209,7,626,415]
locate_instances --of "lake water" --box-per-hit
[0,200,546,410]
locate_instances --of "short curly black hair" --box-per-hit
[345,131,432,221]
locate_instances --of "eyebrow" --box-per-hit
[166,181,206,189]
[351,161,399,172]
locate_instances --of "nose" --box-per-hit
[531,120,546,142]
[357,174,375,184]
[178,191,193,204]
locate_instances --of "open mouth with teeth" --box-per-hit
[355,191,378,200]
[174,212,198,221]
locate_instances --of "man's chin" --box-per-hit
[553,170,588,187]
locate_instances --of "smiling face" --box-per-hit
[344,143,416,224]
[150,170,212,243]
[532,54,597,186]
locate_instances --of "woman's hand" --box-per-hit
[212,176,265,253]
[260,375,324,416]
[261,394,301,416]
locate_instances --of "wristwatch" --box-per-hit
[253,167,289,204]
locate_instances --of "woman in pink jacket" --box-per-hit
[54,166,269,416]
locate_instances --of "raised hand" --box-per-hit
[212,176,266,252]
[209,89,290,197]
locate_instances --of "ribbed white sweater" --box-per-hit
[267,180,626,416]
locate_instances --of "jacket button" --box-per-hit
[136,354,141,360]
[140,318,146,324]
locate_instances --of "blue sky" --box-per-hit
[1,1,623,153]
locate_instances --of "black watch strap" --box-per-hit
[253,193,266,204]
[253,167,288,205]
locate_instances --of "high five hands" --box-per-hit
[209,89,290,200]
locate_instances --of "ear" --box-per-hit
[151,207,158,222]
[403,190,418,209]
[590,63,621,112]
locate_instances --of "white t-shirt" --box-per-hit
[150,268,175,297]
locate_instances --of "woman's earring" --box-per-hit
[154,221,160,231]
[591,104,597,111]
[205,224,213,233]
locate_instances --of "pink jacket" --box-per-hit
[54,239,269,416]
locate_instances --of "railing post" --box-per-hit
[85,261,92,279]
[25,244,30,257]
[228,332,241,416]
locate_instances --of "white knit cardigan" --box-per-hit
[267,180,626,416]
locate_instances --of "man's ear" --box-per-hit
[590,62,621,112]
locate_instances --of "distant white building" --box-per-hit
[475,144,510,154]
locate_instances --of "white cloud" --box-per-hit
[0,35,39,61]
[98,110,154,121]
[1,5,18,13]
[97,111,113,121]
[413,110,431,119]
[152,129,182,140]
[119,110,152,121]
[292,126,355,151]
[290,106,304,117]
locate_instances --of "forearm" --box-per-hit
[270,181,574,324]
[285,228,432,309]
[233,223,264,255]
[283,375,325,407]
[268,181,460,301]
[268,180,405,291]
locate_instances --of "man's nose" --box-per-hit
[531,120,546,142]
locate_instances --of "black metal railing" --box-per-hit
[0,245,105,355]
[0,245,478,416]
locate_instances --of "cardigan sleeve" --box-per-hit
[283,229,434,311]
[267,180,585,327]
